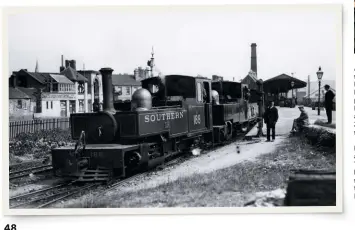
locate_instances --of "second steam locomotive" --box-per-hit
[52,68,262,181]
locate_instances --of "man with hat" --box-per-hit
[290,105,309,133]
[263,101,278,142]
[324,84,335,124]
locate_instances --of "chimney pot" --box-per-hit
[70,60,76,70]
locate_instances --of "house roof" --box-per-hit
[14,69,62,85]
[9,87,31,99]
[60,66,88,82]
[17,87,37,100]
[50,74,74,84]
[112,74,141,86]
[77,70,100,74]
[241,70,258,85]
[26,71,52,84]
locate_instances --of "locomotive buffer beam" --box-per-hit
[72,167,111,182]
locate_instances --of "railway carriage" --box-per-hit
[51,68,261,181]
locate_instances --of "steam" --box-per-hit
[191,148,202,156]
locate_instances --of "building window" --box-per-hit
[114,86,122,95]
[124,86,131,96]
[17,100,22,109]
[78,83,85,94]
[69,100,76,114]
[46,101,49,109]
[51,101,53,109]
[79,99,84,112]
[52,83,58,92]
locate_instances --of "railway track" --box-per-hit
[10,181,98,209]
[10,164,53,180]
[9,122,258,209]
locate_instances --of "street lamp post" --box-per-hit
[256,79,264,137]
[316,66,324,116]
[291,81,295,108]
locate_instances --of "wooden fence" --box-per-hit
[9,118,70,139]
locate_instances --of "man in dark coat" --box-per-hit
[290,106,309,133]
[263,101,279,142]
[324,85,335,124]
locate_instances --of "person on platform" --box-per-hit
[324,85,335,124]
[290,105,309,133]
[263,101,279,142]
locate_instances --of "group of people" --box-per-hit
[263,84,335,142]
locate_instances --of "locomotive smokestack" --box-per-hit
[99,68,115,114]
[251,43,257,76]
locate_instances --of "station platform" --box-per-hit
[246,106,336,137]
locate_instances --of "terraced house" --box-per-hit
[9,58,92,118]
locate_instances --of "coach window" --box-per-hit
[197,82,203,102]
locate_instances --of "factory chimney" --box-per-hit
[99,68,115,114]
[251,43,257,76]
[60,55,65,72]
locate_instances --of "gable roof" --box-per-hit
[50,74,74,84]
[112,74,141,86]
[9,87,31,99]
[26,71,52,84]
[14,69,59,85]
[263,73,307,93]
[60,66,88,82]
[17,87,37,100]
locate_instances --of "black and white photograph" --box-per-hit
[2,5,341,214]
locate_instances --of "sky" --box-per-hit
[7,6,339,82]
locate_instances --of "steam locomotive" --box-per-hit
[51,68,262,181]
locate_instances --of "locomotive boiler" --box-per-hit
[51,68,261,181]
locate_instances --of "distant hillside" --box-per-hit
[298,80,335,93]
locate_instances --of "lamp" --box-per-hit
[316,66,324,115]
[291,81,295,107]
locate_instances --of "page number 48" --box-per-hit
[4,224,16,230]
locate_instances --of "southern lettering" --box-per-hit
[144,111,184,123]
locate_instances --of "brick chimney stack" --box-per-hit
[60,55,65,72]
[251,43,257,76]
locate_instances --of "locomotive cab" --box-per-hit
[212,80,242,103]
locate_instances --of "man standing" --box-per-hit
[324,85,335,124]
[263,101,279,142]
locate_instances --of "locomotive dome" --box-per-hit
[131,88,152,111]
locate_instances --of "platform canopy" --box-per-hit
[263,73,307,94]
